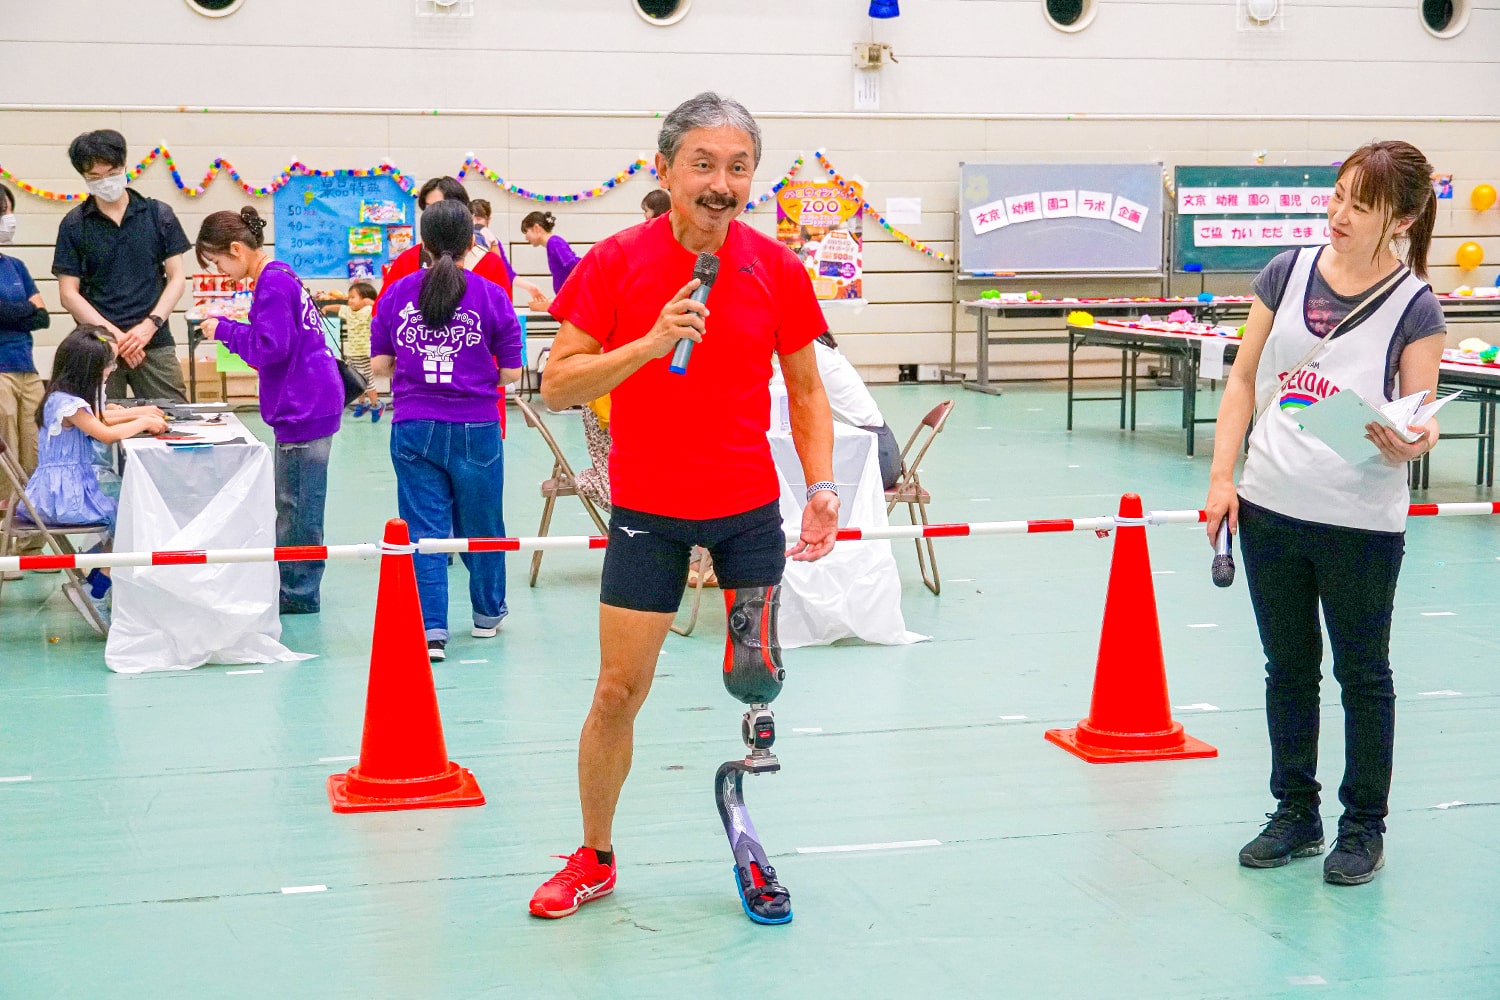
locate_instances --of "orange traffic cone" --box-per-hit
[327,519,485,812]
[1045,494,1217,764]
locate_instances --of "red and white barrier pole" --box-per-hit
[2,502,1494,573]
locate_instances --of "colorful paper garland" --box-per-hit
[813,150,951,263]
[0,142,946,265]
[0,144,412,201]
[456,153,650,203]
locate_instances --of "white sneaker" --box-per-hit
[428,639,447,661]
[471,623,501,638]
[63,581,109,637]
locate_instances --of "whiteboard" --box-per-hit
[957,162,1165,276]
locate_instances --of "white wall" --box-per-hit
[5,0,1498,117]
[3,0,1498,380]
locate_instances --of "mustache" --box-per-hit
[696,193,739,210]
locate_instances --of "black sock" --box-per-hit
[591,848,613,866]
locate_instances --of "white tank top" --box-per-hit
[1238,246,1427,533]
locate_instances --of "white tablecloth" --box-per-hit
[106,413,312,673]
[768,420,926,648]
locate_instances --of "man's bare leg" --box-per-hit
[579,603,675,852]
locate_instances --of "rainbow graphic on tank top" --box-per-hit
[1279,392,1319,411]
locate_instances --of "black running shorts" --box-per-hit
[599,501,786,613]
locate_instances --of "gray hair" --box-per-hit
[657,92,763,167]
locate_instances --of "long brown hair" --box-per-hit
[1335,141,1437,280]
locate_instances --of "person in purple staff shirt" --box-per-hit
[371,200,524,663]
[520,211,581,311]
[195,207,344,615]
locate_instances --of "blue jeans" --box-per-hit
[390,420,508,642]
[275,435,333,613]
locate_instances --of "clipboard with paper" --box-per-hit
[1295,388,1462,464]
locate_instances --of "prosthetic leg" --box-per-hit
[715,585,793,925]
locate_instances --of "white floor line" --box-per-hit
[225,669,264,676]
[1152,570,1176,575]
[318,755,358,763]
[1434,801,1468,809]
[999,715,1028,721]
[1175,703,1220,712]
[1419,690,1463,697]
[975,426,994,430]
[459,659,488,664]
[970,497,992,502]
[796,839,942,855]
[949,578,975,582]
[1421,611,1457,617]
[0,775,33,783]
[280,884,327,894]
[1187,623,1219,629]
[1288,976,1327,987]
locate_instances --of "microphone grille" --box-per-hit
[693,252,720,283]
[1210,555,1236,589]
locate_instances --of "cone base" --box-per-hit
[1044,726,1218,764]
[326,765,486,813]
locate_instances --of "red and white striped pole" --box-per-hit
[2,502,1495,573]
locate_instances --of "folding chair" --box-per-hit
[515,397,608,586]
[0,435,111,635]
[885,400,955,596]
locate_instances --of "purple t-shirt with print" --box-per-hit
[371,269,524,424]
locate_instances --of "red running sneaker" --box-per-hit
[529,847,617,918]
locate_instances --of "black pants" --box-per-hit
[1238,498,1404,831]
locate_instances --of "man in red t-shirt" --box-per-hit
[530,92,837,925]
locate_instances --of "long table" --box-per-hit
[957,297,1253,395]
[1065,320,1241,456]
[1414,358,1500,488]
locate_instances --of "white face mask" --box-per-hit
[86,173,128,203]
[0,214,15,245]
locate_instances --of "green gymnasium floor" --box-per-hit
[2,383,1497,999]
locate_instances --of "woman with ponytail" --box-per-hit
[1205,141,1445,886]
[195,207,344,614]
[370,199,524,661]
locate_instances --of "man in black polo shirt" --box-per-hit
[53,130,190,402]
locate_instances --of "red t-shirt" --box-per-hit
[379,245,513,300]
[549,215,827,519]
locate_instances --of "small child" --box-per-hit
[327,282,382,420]
[25,326,166,632]
[470,199,498,253]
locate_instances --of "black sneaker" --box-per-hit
[428,639,447,662]
[1239,803,1324,868]
[1324,820,1384,886]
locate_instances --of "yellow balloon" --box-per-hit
[1473,184,1498,212]
[1456,241,1485,270]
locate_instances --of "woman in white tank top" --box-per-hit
[1203,141,1445,887]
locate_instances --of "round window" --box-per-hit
[1420,0,1470,37]
[634,0,691,26]
[185,0,245,16]
[1043,0,1097,33]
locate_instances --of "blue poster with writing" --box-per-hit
[272,174,415,280]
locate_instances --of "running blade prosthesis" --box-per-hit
[716,587,792,925]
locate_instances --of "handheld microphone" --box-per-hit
[669,252,720,375]
[1211,520,1236,588]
